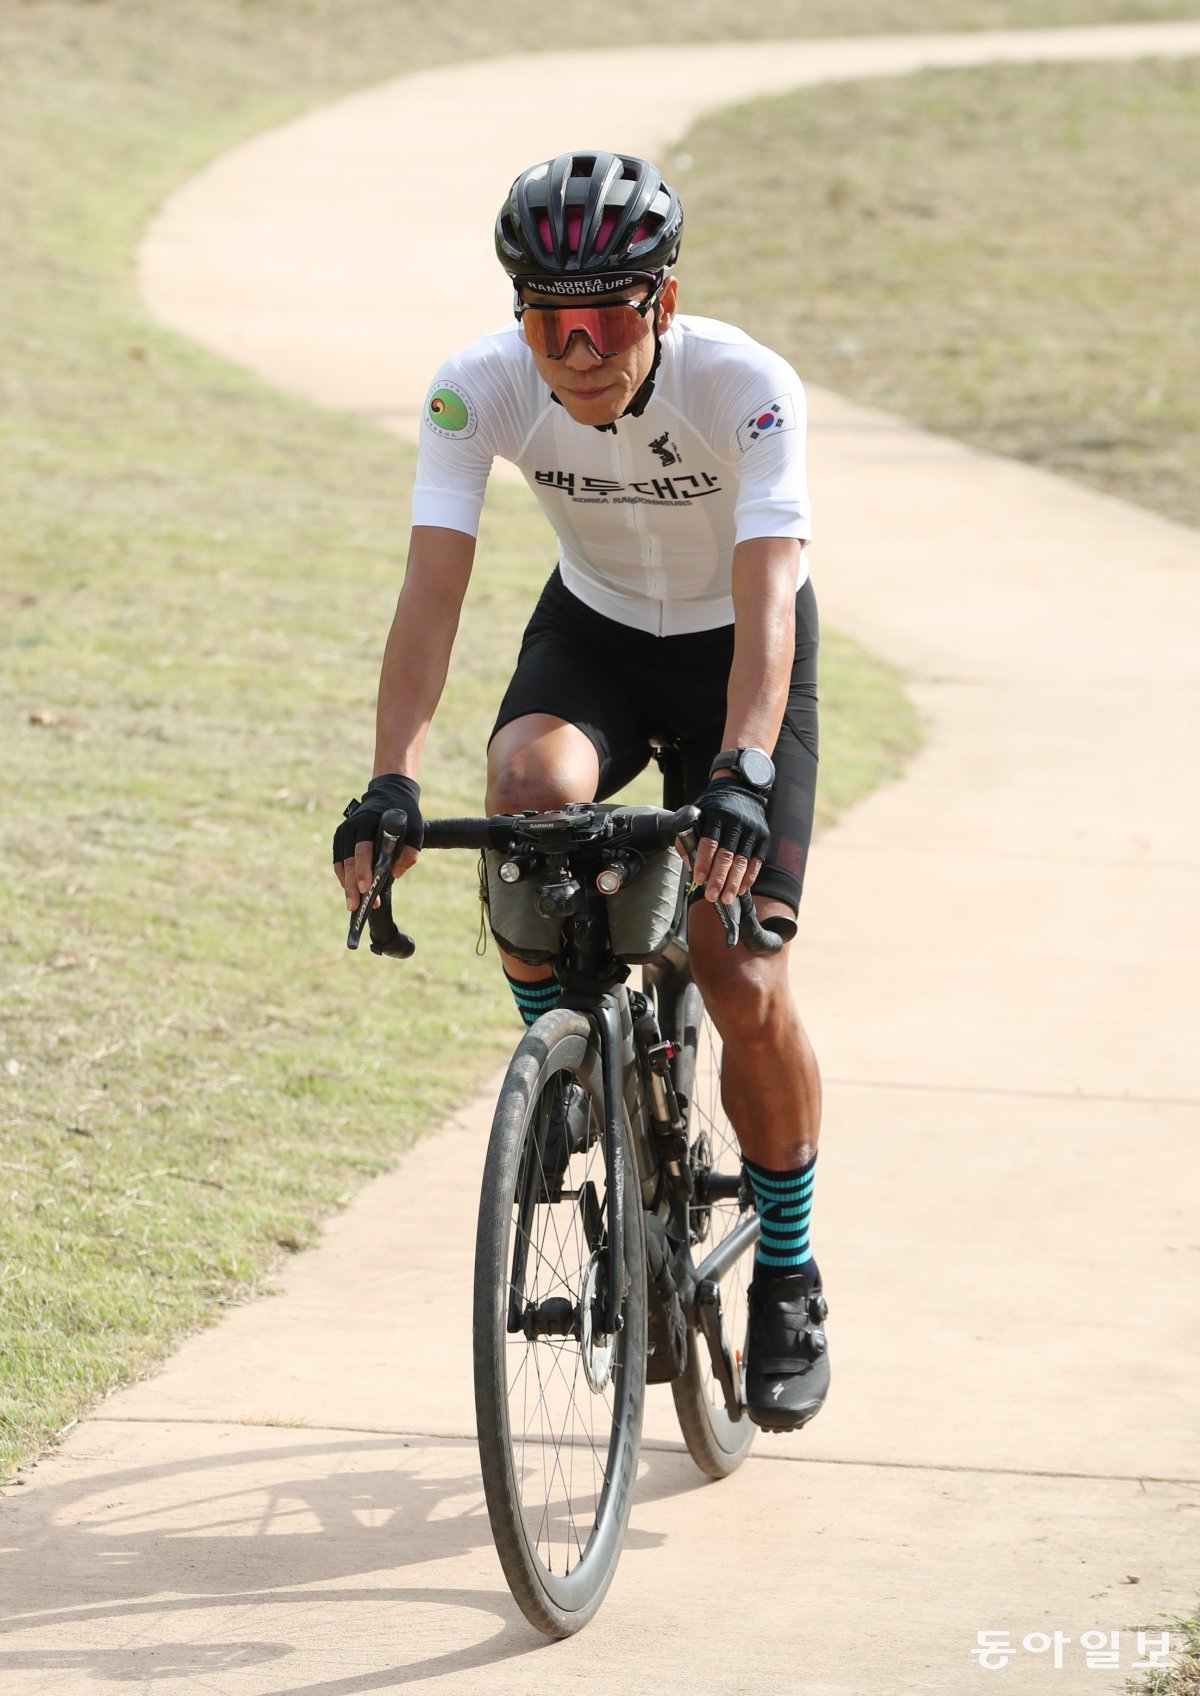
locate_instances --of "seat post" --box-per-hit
[648,736,685,811]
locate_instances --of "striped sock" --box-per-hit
[505,971,561,1029]
[745,1152,819,1284]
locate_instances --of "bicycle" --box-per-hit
[345,769,781,1637]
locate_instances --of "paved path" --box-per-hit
[6,24,1200,1695]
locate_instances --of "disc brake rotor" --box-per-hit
[579,1251,615,1393]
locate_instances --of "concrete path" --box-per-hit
[6,24,1200,1695]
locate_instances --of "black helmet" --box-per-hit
[496,151,683,295]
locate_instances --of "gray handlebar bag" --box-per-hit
[481,807,686,966]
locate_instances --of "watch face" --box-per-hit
[741,748,775,790]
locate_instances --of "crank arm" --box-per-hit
[694,1278,744,1421]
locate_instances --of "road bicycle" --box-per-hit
[346,771,780,1637]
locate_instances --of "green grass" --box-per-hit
[1128,1604,1200,1694]
[677,56,1200,527]
[0,0,930,1475]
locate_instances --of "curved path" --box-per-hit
[7,25,1200,1695]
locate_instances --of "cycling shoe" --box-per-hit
[744,1273,830,1432]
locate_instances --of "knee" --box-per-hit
[691,953,793,1053]
[486,752,576,814]
[486,717,599,815]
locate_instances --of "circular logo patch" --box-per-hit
[425,383,477,439]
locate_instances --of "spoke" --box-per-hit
[513,1204,577,1303]
[514,1337,610,1490]
[532,1328,553,1570]
[567,1339,582,1564]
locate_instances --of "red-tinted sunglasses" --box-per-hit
[515,278,664,360]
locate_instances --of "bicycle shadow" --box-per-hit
[1,1429,709,1689]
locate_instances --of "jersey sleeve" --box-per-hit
[410,349,498,537]
[718,352,812,546]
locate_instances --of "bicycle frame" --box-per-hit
[348,796,778,1404]
[553,874,760,1398]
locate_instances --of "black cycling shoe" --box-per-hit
[535,1079,594,1202]
[744,1273,830,1433]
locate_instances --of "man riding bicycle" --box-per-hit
[333,150,829,1432]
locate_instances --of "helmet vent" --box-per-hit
[497,151,683,282]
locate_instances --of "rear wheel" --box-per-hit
[473,1008,647,1637]
[667,980,757,1479]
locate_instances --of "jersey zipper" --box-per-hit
[614,422,664,635]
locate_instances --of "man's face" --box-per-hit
[519,276,679,427]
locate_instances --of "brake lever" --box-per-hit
[365,882,417,959]
[737,891,784,957]
[346,808,414,955]
[685,884,741,943]
[716,897,741,948]
[678,822,740,949]
[679,821,782,956]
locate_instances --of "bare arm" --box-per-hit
[335,525,475,906]
[719,535,800,760]
[373,525,476,779]
[693,535,801,903]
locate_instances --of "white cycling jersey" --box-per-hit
[412,314,811,636]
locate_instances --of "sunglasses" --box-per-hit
[515,277,664,360]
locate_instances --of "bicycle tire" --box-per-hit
[667,980,757,1479]
[473,1006,647,1637]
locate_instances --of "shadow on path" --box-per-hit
[2,1430,709,1689]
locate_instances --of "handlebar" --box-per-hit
[345,802,784,961]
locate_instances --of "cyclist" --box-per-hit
[333,151,829,1432]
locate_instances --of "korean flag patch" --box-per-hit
[736,394,797,454]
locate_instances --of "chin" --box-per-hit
[561,391,625,426]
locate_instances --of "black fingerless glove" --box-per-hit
[331,773,424,867]
[692,778,771,867]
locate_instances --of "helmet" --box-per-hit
[496,151,683,295]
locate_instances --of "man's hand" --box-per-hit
[690,777,771,906]
[332,774,424,913]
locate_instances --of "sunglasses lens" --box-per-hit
[520,302,653,359]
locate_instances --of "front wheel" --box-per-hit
[473,1008,647,1637]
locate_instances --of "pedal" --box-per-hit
[694,1278,744,1420]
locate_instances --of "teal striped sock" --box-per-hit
[745,1152,819,1284]
[505,971,561,1029]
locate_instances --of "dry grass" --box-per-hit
[1127,1605,1200,1694]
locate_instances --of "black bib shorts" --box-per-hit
[491,569,819,924]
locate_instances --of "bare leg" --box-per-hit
[686,895,821,1169]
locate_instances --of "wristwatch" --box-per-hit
[708,746,776,794]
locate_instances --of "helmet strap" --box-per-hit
[621,320,663,421]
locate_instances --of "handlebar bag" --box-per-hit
[480,806,686,966]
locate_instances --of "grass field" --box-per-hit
[0,0,943,1474]
[678,56,1200,527]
